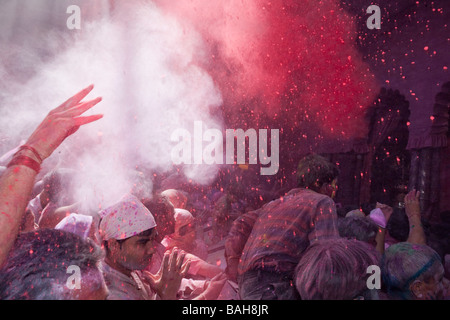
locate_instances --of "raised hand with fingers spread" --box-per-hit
[143,248,191,300]
[25,84,103,161]
[0,85,103,268]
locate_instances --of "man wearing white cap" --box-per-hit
[98,194,190,300]
[161,189,188,210]
[162,208,208,260]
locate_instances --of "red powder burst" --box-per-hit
[155,0,378,143]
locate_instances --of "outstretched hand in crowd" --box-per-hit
[0,85,103,268]
[143,248,191,300]
[25,84,103,161]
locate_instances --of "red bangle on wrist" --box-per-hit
[18,145,43,163]
[7,155,41,173]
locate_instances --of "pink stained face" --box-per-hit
[320,179,338,199]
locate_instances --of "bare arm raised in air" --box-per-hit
[373,202,393,255]
[0,85,103,267]
[405,189,426,245]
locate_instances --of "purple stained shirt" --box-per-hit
[237,188,340,276]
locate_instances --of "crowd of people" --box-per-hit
[0,86,448,300]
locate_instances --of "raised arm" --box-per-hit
[405,189,426,245]
[372,203,393,255]
[0,85,103,267]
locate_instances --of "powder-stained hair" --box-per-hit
[143,194,175,240]
[296,154,339,191]
[0,229,104,300]
[381,242,443,299]
[295,238,379,300]
[338,216,379,243]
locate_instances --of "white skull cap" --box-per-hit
[174,208,194,234]
[55,213,93,239]
[99,194,156,241]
